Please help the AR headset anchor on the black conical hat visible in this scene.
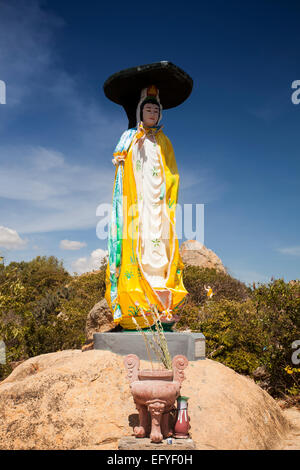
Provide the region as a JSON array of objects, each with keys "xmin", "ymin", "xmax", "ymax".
[{"xmin": 103, "ymin": 61, "xmax": 193, "ymax": 128}]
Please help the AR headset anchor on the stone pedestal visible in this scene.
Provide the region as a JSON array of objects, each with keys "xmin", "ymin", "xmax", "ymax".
[
  {"xmin": 93, "ymin": 332, "xmax": 205, "ymax": 361},
  {"xmin": 118, "ymin": 436, "xmax": 195, "ymax": 450}
]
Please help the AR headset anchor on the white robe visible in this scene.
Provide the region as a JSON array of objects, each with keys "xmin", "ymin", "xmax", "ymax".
[{"xmin": 132, "ymin": 135, "xmax": 170, "ymax": 289}]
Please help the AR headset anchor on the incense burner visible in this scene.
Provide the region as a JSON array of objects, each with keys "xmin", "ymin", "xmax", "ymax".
[{"xmin": 124, "ymin": 354, "xmax": 188, "ymax": 443}]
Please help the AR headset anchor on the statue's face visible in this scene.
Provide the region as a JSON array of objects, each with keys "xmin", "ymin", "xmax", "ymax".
[{"xmin": 142, "ymin": 103, "xmax": 160, "ymax": 127}]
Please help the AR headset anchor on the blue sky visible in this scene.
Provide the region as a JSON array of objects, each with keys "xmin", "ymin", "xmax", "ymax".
[{"xmin": 0, "ymin": 0, "xmax": 299, "ymax": 284}]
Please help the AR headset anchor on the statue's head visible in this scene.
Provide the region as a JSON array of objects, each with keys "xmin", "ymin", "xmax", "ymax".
[
  {"xmin": 136, "ymin": 85, "xmax": 162, "ymax": 127},
  {"xmin": 140, "ymin": 97, "xmax": 160, "ymax": 127}
]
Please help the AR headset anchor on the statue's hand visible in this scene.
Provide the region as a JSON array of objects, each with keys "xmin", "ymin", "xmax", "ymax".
[{"xmin": 112, "ymin": 156, "xmax": 125, "ymax": 166}]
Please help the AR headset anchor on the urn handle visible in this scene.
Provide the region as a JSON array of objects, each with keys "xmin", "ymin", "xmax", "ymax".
[
  {"xmin": 124, "ymin": 354, "xmax": 140, "ymax": 383},
  {"xmin": 172, "ymin": 355, "xmax": 188, "ymax": 384}
]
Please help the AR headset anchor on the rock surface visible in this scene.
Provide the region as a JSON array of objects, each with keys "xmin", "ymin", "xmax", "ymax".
[
  {"xmin": 180, "ymin": 240, "xmax": 226, "ymax": 273},
  {"xmin": 85, "ymin": 298, "xmax": 115, "ymax": 340},
  {"xmin": 275, "ymin": 407, "xmax": 300, "ymax": 450},
  {"xmin": 0, "ymin": 349, "xmax": 292, "ymax": 450}
]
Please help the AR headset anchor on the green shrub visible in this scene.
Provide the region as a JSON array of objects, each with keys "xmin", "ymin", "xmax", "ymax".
[
  {"xmin": 1, "ymin": 257, "xmax": 299, "ymax": 399},
  {"xmin": 1, "ymin": 256, "xmax": 71, "ymax": 303},
  {"xmin": 182, "ymin": 266, "xmax": 250, "ymax": 306},
  {"xmin": 176, "ymin": 266, "xmax": 250, "ymax": 331},
  {"xmin": 20, "ymin": 263, "xmax": 107, "ymax": 356},
  {"xmin": 250, "ymin": 279, "xmax": 300, "ymax": 397},
  {"xmin": 0, "ymin": 275, "xmax": 31, "ymax": 379},
  {"xmin": 197, "ymin": 298, "xmax": 262, "ymax": 374},
  {"xmin": 0, "ymin": 257, "xmax": 106, "ymax": 380},
  {"xmin": 177, "ymin": 273, "xmax": 300, "ymax": 397}
]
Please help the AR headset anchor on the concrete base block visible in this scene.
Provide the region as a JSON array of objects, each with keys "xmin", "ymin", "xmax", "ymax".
[
  {"xmin": 93, "ymin": 332, "xmax": 205, "ymax": 361},
  {"xmin": 118, "ymin": 436, "xmax": 195, "ymax": 450}
]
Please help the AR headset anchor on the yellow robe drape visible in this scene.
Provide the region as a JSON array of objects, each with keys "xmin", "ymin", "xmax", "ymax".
[{"xmin": 105, "ymin": 129, "xmax": 187, "ymax": 329}]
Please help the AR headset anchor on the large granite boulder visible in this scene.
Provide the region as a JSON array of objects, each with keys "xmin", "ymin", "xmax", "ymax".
[
  {"xmin": 180, "ymin": 240, "xmax": 226, "ymax": 273},
  {"xmin": 85, "ymin": 298, "xmax": 115, "ymax": 340},
  {"xmin": 0, "ymin": 349, "xmax": 292, "ymax": 450}
]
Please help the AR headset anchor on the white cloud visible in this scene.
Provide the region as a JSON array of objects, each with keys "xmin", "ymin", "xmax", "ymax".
[
  {"xmin": 0, "ymin": 145, "xmax": 114, "ymax": 233},
  {"xmin": 71, "ymin": 248, "xmax": 108, "ymax": 275},
  {"xmin": 0, "ymin": 145, "xmax": 112, "ymax": 201},
  {"xmin": 60, "ymin": 239, "xmax": 87, "ymax": 250},
  {"xmin": 276, "ymin": 246, "xmax": 300, "ymax": 257},
  {"xmin": 0, "ymin": 0, "xmax": 124, "ymax": 236},
  {"xmin": 0, "ymin": 0, "xmax": 223, "ymax": 263},
  {"xmin": 0, "ymin": 226, "xmax": 27, "ymax": 249}
]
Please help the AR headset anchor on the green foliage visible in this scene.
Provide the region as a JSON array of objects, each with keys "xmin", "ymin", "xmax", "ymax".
[
  {"xmin": 176, "ymin": 266, "xmax": 250, "ymax": 331},
  {"xmin": 177, "ymin": 271, "xmax": 300, "ymax": 398},
  {"xmin": 56, "ymin": 264, "xmax": 106, "ymax": 350},
  {"xmin": 0, "ymin": 274, "xmax": 31, "ymax": 378},
  {"xmin": 0, "ymin": 256, "xmax": 106, "ymax": 380},
  {"xmin": 250, "ymin": 279, "xmax": 300, "ymax": 396},
  {"xmin": 182, "ymin": 266, "xmax": 250, "ymax": 306},
  {"xmin": 0, "ymin": 256, "xmax": 71, "ymax": 307},
  {"xmin": 196, "ymin": 299, "xmax": 263, "ymax": 374},
  {"xmin": 0, "ymin": 256, "xmax": 299, "ymax": 400}
]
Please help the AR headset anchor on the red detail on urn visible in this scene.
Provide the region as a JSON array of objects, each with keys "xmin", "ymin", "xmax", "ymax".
[{"xmin": 124, "ymin": 354, "xmax": 189, "ymax": 443}]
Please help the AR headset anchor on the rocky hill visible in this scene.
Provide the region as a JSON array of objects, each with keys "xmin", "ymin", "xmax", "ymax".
[
  {"xmin": 180, "ymin": 240, "xmax": 226, "ymax": 272},
  {"xmin": 0, "ymin": 349, "xmax": 293, "ymax": 450}
]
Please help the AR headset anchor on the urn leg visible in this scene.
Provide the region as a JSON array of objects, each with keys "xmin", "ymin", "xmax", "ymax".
[
  {"xmin": 148, "ymin": 402, "xmax": 165, "ymax": 443},
  {"xmin": 134, "ymin": 403, "xmax": 148, "ymax": 438},
  {"xmin": 161, "ymin": 410, "xmax": 173, "ymax": 438}
]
